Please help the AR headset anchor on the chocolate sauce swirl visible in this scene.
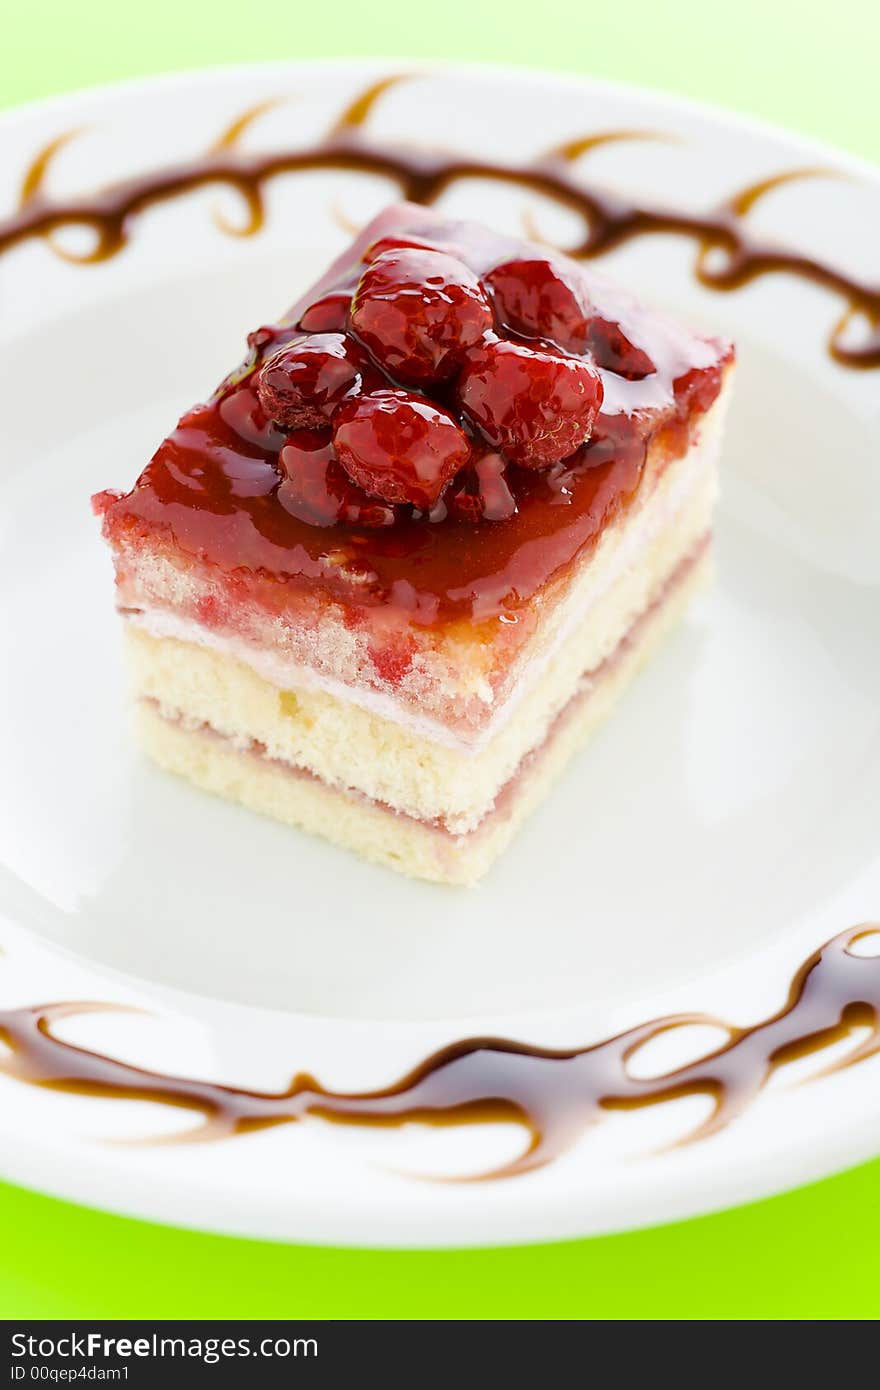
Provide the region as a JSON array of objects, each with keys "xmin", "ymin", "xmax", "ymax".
[
  {"xmin": 1, "ymin": 75, "xmax": 877, "ymax": 369},
  {"xmin": 2, "ymin": 81, "xmax": 878, "ymax": 1179},
  {"xmin": 2, "ymin": 926, "xmax": 878, "ymax": 1179}
]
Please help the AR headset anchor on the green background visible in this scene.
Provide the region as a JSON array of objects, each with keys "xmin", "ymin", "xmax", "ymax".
[{"xmin": 2, "ymin": 0, "xmax": 879, "ymax": 1321}]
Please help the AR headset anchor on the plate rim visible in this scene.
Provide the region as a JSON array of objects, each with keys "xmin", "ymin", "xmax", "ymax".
[
  {"xmin": 1, "ymin": 57, "xmax": 879, "ymax": 1245},
  {"xmin": 1, "ymin": 54, "xmax": 877, "ymax": 185}
]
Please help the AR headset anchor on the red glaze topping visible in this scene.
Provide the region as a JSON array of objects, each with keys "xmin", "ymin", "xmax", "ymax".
[
  {"xmin": 350, "ymin": 247, "xmax": 493, "ymax": 386},
  {"xmin": 333, "ymin": 389, "xmax": 470, "ymax": 510},
  {"xmin": 98, "ymin": 205, "xmax": 732, "ymax": 626},
  {"xmin": 446, "ymin": 450, "xmax": 518, "ymax": 524},
  {"xmin": 296, "ymin": 291, "xmax": 352, "ymax": 333},
  {"xmin": 277, "ymin": 430, "xmax": 400, "ymax": 529}
]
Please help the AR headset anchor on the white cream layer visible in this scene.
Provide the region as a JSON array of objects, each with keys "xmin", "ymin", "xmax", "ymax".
[{"xmin": 125, "ymin": 404, "xmax": 723, "ymax": 757}]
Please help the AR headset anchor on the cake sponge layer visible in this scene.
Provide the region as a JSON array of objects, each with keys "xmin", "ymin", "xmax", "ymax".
[
  {"xmin": 126, "ymin": 437, "xmax": 715, "ymax": 833},
  {"xmin": 137, "ymin": 547, "xmax": 710, "ymax": 884},
  {"xmin": 115, "ymin": 381, "xmax": 731, "ymax": 742}
]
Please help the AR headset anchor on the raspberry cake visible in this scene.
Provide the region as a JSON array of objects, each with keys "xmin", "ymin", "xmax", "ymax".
[{"xmin": 94, "ymin": 203, "xmax": 734, "ymax": 884}]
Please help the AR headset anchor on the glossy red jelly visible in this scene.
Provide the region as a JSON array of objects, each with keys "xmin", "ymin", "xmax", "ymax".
[
  {"xmin": 98, "ymin": 206, "xmax": 731, "ymax": 627},
  {"xmin": 277, "ymin": 430, "xmax": 400, "ymax": 529}
]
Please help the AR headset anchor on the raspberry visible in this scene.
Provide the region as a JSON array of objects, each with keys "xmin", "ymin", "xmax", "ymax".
[
  {"xmin": 333, "ymin": 390, "xmax": 470, "ymax": 509},
  {"xmin": 483, "ymin": 258, "xmax": 589, "ymax": 352},
  {"xmin": 216, "ymin": 323, "xmax": 299, "ymax": 398},
  {"xmin": 350, "ymin": 248, "xmax": 493, "ymax": 386},
  {"xmin": 277, "ymin": 431, "xmax": 398, "ymax": 528},
  {"xmin": 256, "ymin": 333, "xmax": 375, "ymax": 430},
  {"xmin": 586, "ymin": 317, "xmax": 655, "ymax": 380},
  {"xmin": 457, "ymin": 338, "xmax": 604, "ymax": 467},
  {"xmin": 448, "ymin": 451, "xmax": 517, "ymax": 523},
  {"xmin": 297, "ymin": 292, "xmax": 352, "ymax": 333}
]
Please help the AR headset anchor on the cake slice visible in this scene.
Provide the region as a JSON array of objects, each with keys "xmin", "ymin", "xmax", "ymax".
[{"xmin": 94, "ymin": 203, "xmax": 734, "ymax": 884}]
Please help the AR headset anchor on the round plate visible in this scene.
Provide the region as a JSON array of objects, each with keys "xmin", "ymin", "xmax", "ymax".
[{"xmin": 1, "ymin": 61, "xmax": 878, "ymax": 1246}]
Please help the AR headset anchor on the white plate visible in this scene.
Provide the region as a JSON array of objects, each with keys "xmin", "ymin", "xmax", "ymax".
[{"xmin": 1, "ymin": 61, "xmax": 878, "ymax": 1246}]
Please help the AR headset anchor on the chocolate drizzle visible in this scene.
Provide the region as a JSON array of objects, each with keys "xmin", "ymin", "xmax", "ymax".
[
  {"xmin": 1, "ymin": 75, "xmax": 877, "ymax": 369},
  {"xmin": 2, "ymin": 926, "xmax": 878, "ymax": 1179},
  {"xmin": 3, "ymin": 80, "xmax": 879, "ymax": 1179}
]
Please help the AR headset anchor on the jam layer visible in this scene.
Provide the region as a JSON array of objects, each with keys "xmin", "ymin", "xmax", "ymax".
[{"xmin": 98, "ymin": 205, "xmax": 731, "ymax": 628}]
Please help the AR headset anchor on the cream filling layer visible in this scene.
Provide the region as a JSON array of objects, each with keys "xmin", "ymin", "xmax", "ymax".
[
  {"xmin": 137, "ymin": 544, "xmax": 712, "ymax": 884},
  {"xmin": 126, "ymin": 395, "xmax": 724, "ymax": 757},
  {"xmin": 127, "ymin": 474, "xmax": 713, "ymax": 838}
]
